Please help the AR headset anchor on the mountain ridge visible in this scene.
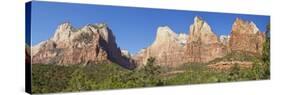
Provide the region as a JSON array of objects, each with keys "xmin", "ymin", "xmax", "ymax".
[
  {"xmin": 134, "ymin": 16, "xmax": 265, "ymax": 67},
  {"xmin": 32, "ymin": 22, "xmax": 135, "ymax": 69},
  {"xmin": 31, "ymin": 16, "xmax": 266, "ymax": 69}
]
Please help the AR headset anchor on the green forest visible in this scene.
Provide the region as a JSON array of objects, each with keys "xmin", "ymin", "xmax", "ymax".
[
  {"xmin": 31, "ymin": 25, "xmax": 270, "ymax": 94},
  {"xmin": 32, "ymin": 52, "xmax": 270, "ymax": 93}
]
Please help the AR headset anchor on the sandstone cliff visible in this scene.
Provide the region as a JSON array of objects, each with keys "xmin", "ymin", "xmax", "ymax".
[
  {"xmin": 229, "ymin": 18, "xmax": 265, "ymax": 55},
  {"xmin": 133, "ymin": 26, "xmax": 187, "ymax": 67},
  {"xmin": 32, "ymin": 17, "xmax": 266, "ymax": 69},
  {"xmin": 187, "ymin": 16, "xmax": 219, "ymax": 44},
  {"xmin": 185, "ymin": 16, "xmax": 226, "ymax": 63},
  {"xmin": 134, "ymin": 16, "xmax": 265, "ymax": 67},
  {"xmin": 32, "ymin": 22, "xmax": 135, "ymax": 69}
]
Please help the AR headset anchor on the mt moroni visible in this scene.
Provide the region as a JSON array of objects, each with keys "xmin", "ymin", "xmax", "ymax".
[{"xmin": 30, "ymin": 16, "xmax": 265, "ymax": 69}]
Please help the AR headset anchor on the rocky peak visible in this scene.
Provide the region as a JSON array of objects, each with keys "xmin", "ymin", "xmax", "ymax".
[
  {"xmin": 52, "ymin": 22, "xmax": 74, "ymax": 43},
  {"xmin": 32, "ymin": 22, "xmax": 135, "ymax": 69},
  {"xmin": 154, "ymin": 26, "xmax": 188, "ymax": 47},
  {"xmin": 250, "ymin": 21, "xmax": 260, "ymax": 33},
  {"xmin": 84, "ymin": 23, "xmax": 113, "ymax": 43},
  {"xmin": 232, "ymin": 18, "xmax": 260, "ymax": 34},
  {"xmin": 188, "ymin": 16, "xmax": 218, "ymax": 44},
  {"xmin": 58, "ymin": 22, "xmax": 73, "ymax": 30},
  {"xmin": 155, "ymin": 26, "xmax": 177, "ymax": 44},
  {"xmin": 194, "ymin": 16, "xmax": 203, "ymax": 24},
  {"xmin": 230, "ymin": 18, "xmax": 265, "ymax": 55},
  {"xmin": 134, "ymin": 26, "xmax": 189, "ymax": 67}
]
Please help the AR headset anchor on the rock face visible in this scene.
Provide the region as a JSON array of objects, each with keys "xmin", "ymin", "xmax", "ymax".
[
  {"xmin": 185, "ymin": 16, "xmax": 226, "ymax": 63},
  {"xmin": 134, "ymin": 26, "xmax": 187, "ymax": 67},
  {"xmin": 32, "ymin": 22, "xmax": 134, "ymax": 69},
  {"xmin": 31, "ymin": 17, "xmax": 266, "ymax": 69},
  {"xmin": 134, "ymin": 17, "xmax": 227, "ymax": 66},
  {"xmin": 187, "ymin": 17, "xmax": 218, "ymax": 44},
  {"xmin": 229, "ymin": 18, "xmax": 265, "ymax": 55},
  {"xmin": 134, "ymin": 16, "xmax": 265, "ymax": 67}
]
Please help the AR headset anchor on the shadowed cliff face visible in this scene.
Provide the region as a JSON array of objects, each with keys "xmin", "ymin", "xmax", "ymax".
[
  {"xmin": 32, "ymin": 23, "xmax": 135, "ymax": 69},
  {"xmin": 134, "ymin": 16, "xmax": 265, "ymax": 67}
]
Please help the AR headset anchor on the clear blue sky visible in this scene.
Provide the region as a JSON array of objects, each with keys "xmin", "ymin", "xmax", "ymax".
[{"xmin": 29, "ymin": 1, "xmax": 270, "ymax": 54}]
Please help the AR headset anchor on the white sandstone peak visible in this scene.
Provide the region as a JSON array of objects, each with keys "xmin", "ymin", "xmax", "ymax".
[
  {"xmin": 155, "ymin": 26, "xmax": 177, "ymax": 43},
  {"xmin": 250, "ymin": 21, "xmax": 260, "ymax": 33}
]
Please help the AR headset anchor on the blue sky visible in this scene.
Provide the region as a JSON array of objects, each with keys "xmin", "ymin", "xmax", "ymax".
[{"xmin": 29, "ymin": 1, "xmax": 270, "ymax": 54}]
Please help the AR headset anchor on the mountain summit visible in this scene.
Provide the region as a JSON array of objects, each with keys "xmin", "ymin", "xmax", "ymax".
[
  {"xmin": 229, "ymin": 18, "xmax": 265, "ymax": 55},
  {"xmin": 32, "ymin": 22, "xmax": 135, "ymax": 69},
  {"xmin": 32, "ymin": 17, "xmax": 265, "ymax": 68},
  {"xmin": 188, "ymin": 16, "xmax": 218, "ymax": 44},
  {"xmin": 185, "ymin": 16, "xmax": 225, "ymax": 63},
  {"xmin": 133, "ymin": 26, "xmax": 188, "ymax": 67},
  {"xmin": 134, "ymin": 16, "xmax": 265, "ymax": 66}
]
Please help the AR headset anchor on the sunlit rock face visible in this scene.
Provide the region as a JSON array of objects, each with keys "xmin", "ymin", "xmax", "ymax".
[
  {"xmin": 32, "ymin": 16, "xmax": 266, "ymax": 69},
  {"xmin": 185, "ymin": 16, "xmax": 226, "ymax": 63},
  {"xmin": 229, "ymin": 18, "xmax": 265, "ymax": 55},
  {"xmin": 134, "ymin": 16, "xmax": 266, "ymax": 67},
  {"xmin": 32, "ymin": 22, "xmax": 135, "ymax": 69},
  {"xmin": 134, "ymin": 16, "xmax": 228, "ymax": 66},
  {"xmin": 133, "ymin": 26, "xmax": 188, "ymax": 67},
  {"xmin": 187, "ymin": 16, "xmax": 219, "ymax": 44}
]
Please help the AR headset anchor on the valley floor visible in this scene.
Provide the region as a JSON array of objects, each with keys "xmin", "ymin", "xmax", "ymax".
[{"xmin": 31, "ymin": 53, "xmax": 270, "ymax": 94}]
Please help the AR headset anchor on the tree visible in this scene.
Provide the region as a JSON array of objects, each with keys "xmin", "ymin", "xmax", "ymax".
[
  {"xmin": 141, "ymin": 57, "xmax": 163, "ymax": 86},
  {"xmin": 228, "ymin": 63, "xmax": 240, "ymax": 81},
  {"xmin": 261, "ymin": 23, "xmax": 270, "ymax": 78},
  {"xmin": 66, "ymin": 68, "xmax": 90, "ymax": 91},
  {"xmin": 263, "ymin": 23, "xmax": 270, "ymax": 63},
  {"xmin": 144, "ymin": 57, "xmax": 161, "ymax": 76}
]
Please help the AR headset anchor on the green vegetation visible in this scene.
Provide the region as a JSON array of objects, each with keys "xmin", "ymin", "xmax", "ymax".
[
  {"xmin": 32, "ymin": 56, "xmax": 270, "ymax": 94},
  {"xmin": 32, "ymin": 34, "xmax": 270, "ymax": 93},
  {"xmin": 262, "ymin": 23, "xmax": 270, "ymax": 78}
]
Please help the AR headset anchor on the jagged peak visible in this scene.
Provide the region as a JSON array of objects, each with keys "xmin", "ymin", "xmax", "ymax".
[
  {"xmin": 235, "ymin": 17, "xmax": 242, "ymax": 22},
  {"xmin": 190, "ymin": 16, "xmax": 214, "ymax": 34},
  {"xmin": 57, "ymin": 22, "xmax": 73, "ymax": 31},
  {"xmin": 155, "ymin": 26, "xmax": 177, "ymax": 42},
  {"xmin": 194, "ymin": 16, "xmax": 203, "ymax": 23},
  {"xmin": 234, "ymin": 17, "xmax": 254, "ymax": 26},
  {"xmin": 56, "ymin": 22, "xmax": 108, "ymax": 33},
  {"xmin": 157, "ymin": 26, "xmax": 175, "ymax": 35},
  {"xmin": 234, "ymin": 17, "xmax": 249, "ymax": 25},
  {"xmin": 86, "ymin": 23, "xmax": 108, "ymax": 29},
  {"xmin": 233, "ymin": 18, "xmax": 260, "ymax": 34},
  {"xmin": 188, "ymin": 16, "xmax": 218, "ymax": 44},
  {"xmin": 250, "ymin": 21, "xmax": 260, "ymax": 33}
]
